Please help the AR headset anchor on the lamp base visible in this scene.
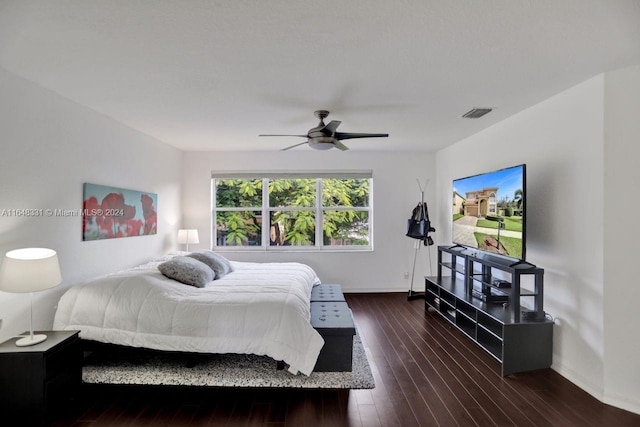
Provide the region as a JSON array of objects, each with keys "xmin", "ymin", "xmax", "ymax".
[{"xmin": 16, "ymin": 333, "xmax": 47, "ymax": 347}]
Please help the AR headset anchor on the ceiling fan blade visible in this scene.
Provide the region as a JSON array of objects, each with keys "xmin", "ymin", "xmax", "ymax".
[
  {"xmin": 334, "ymin": 141, "xmax": 349, "ymax": 151},
  {"xmin": 259, "ymin": 134, "xmax": 308, "ymax": 137},
  {"xmin": 334, "ymin": 132, "xmax": 389, "ymax": 141},
  {"xmin": 281, "ymin": 141, "xmax": 308, "ymax": 151},
  {"xmin": 321, "ymin": 120, "xmax": 342, "ymax": 135}
]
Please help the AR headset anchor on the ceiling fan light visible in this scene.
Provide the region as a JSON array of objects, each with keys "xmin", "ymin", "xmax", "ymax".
[{"xmin": 308, "ymin": 141, "xmax": 334, "ymax": 150}]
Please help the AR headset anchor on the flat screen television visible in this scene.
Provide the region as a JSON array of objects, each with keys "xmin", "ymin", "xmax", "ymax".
[{"xmin": 452, "ymin": 164, "xmax": 526, "ymax": 262}]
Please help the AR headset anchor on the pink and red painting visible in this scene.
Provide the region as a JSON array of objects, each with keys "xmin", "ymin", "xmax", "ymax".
[{"xmin": 82, "ymin": 183, "xmax": 157, "ymax": 241}]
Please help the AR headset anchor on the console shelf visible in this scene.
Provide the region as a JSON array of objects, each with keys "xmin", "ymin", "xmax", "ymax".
[{"xmin": 426, "ymin": 245, "xmax": 553, "ymax": 376}]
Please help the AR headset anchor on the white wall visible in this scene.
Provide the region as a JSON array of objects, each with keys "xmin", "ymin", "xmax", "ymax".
[
  {"xmin": 436, "ymin": 69, "xmax": 640, "ymax": 414},
  {"xmin": 182, "ymin": 150, "xmax": 435, "ymax": 292},
  {"xmin": 436, "ymin": 76, "xmax": 608, "ymax": 401},
  {"xmin": 0, "ymin": 67, "xmax": 183, "ymax": 342},
  {"xmin": 603, "ymin": 64, "xmax": 640, "ymax": 414}
]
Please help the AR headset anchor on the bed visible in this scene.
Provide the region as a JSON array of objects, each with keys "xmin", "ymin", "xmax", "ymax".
[{"xmin": 53, "ymin": 252, "xmax": 325, "ymax": 375}]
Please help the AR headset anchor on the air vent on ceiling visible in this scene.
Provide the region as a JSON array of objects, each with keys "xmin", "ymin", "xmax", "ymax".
[{"xmin": 462, "ymin": 108, "xmax": 492, "ymax": 119}]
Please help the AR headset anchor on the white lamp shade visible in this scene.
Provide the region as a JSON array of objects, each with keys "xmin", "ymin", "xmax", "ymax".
[
  {"xmin": 0, "ymin": 248, "xmax": 62, "ymax": 293},
  {"xmin": 177, "ymin": 229, "xmax": 200, "ymax": 245}
]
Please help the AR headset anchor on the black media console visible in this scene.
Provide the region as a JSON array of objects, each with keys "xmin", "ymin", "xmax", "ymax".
[{"xmin": 425, "ymin": 245, "xmax": 553, "ymax": 376}]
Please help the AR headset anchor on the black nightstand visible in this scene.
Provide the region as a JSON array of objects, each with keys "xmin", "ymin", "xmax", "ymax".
[{"xmin": 0, "ymin": 330, "xmax": 81, "ymax": 424}]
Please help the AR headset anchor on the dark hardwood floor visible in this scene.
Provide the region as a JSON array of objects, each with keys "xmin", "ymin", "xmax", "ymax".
[{"xmin": 47, "ymin": 293, "xmax": 640, "ymax": 426}]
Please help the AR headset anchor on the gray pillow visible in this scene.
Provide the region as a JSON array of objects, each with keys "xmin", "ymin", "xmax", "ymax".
[
  {"xmin": 186, "ymin": 251, "xmax": 233, "ymax": 279},
  {"xmin": 158, "ymin": 256, "xmax": 214, "ymax": 287}
]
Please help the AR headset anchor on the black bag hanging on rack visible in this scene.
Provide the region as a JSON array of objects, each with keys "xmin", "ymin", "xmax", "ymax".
[
  {"xmin": 406, "ymin": 202, "xmax": 429, "ymax": 239},
  {"xmin": 406, "ymin": 202, "xmax": 436, "ymax": 243}
]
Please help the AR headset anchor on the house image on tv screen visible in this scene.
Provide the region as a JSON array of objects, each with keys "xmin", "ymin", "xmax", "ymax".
[
  {"xmin": 452, "ymin": 164, "xmax": 526, "ymax": 260},
  {"xmin": 462, "ymin": 187, "xmax": 498, "ymax": 218}
]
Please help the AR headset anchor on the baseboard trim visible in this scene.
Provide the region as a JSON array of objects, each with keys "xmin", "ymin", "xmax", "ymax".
[
  {"xmin": 560, "ymin": 361, "xmax": 640, "ymax": 415},
  {"xmin": 551, "ymin": 359, "xmax": 604, "ymax": 403},
  {"xmin": 604, "ymin": 391, "xmax": 640, "ymax": 415}
]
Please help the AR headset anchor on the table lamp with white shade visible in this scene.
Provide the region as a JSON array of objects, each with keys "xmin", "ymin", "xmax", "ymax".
[
  {"xmin": 0, "ymin": 248, "xmax": 62, "ymax": 347},
  {"xmin": 177, "ymin": 229, "xmax": 199, "ymax": 251}
]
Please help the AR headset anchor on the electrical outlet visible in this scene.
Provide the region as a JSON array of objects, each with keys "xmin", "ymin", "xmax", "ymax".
[{"xmin": 403, "ymin": 272, "xmax": 409, "ymax": 279}]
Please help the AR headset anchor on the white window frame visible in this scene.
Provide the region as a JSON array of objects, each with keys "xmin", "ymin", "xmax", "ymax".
[{"xmin": 211, "ymin": 170, "xmax": 373, "ymax": 252}]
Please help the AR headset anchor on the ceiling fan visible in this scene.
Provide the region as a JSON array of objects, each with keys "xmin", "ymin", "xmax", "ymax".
[{"xmin": 259, "ymin": 110, "xmax": 389, "ymax": 151}]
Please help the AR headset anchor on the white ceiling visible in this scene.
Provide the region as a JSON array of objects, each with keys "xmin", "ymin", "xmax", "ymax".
[{"xmin": 1, "ymin": 1, "xmax": 639, "ymax": 152}]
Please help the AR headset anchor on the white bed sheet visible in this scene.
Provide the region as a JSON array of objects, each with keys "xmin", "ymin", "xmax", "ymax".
[{"xmin": 53, "ymin": 256, "xmax": 324, "ymax": 375}]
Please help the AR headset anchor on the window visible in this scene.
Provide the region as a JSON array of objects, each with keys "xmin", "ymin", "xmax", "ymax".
[
  {"xmin": 489, "ymin": 192, "xmax": 497, "ymax": 214},
  {"xmin": 212, "ymin": 171, "xmax": 372, "ymax": 251}
]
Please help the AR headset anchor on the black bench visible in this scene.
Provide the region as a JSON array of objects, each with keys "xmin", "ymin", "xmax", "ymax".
[{"xmin": 310, "ymin": 285, "xmax": 356, "ymax": 372}]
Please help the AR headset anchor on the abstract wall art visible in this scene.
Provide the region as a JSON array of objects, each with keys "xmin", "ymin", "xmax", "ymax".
[{"xmin": 82, "ymin": 183, "xmax": 157, "ymax": 241}]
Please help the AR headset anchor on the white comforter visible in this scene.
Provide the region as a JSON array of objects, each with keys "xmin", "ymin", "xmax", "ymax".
[{"xmin": 53, "ymin": 256, "xmax": 324, "ymax": 375}]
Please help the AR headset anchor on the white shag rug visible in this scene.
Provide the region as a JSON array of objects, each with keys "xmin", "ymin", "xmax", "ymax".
[{"xmin": 83, "ymin": 336, "xmax": 375, "ymax": 389}]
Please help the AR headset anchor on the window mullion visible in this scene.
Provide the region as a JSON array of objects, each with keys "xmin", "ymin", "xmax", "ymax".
[
  {"xmin": 320, "ymin": 206, "xmax": 370, "ymax": 212},
  {"xmin": 211, "ymin": 179, "xmax": 217, "ymax": 249},
  {"xmin": 369, "ymin": 178, "xmax": 373, "ymax": 250},
  {"xmin": 316, "ymin": 179, "xmax": 323, "ymax": 248},
  {"xmin": 263, "ymin": 178, "xmax": 270, "ymax": 249}
]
